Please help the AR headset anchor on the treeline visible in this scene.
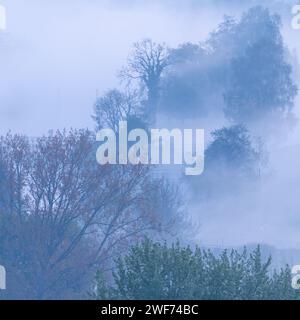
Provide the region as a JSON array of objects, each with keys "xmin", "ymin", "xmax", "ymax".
[
  {"xmin": 93, "ymin": 239, "xmax": 300, "ymax": 300},
  {"xmin": 0, "ymin": 131, "xmax": 181, "ymax": 299},
  {"xmin": 0, "ymin": 5, "xmax": 298, "ymax": 299}
]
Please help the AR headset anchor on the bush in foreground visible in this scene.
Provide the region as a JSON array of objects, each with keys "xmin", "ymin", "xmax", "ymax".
[{"xmin": 93, "ymin": 238, "xmax": 299, "ymax": 300}]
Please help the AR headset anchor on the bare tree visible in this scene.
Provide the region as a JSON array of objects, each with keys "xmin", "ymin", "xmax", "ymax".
[
  {"xmin": 120, "ymin": 39, "xmax": 170, "ymax": 120},
  {"xmin": 92, "ymin": 89, "xmax": 141, "ymax": 131},
  {"xmin": 0, "ymin": 130, "xmax": 179, "ymax": 299}
]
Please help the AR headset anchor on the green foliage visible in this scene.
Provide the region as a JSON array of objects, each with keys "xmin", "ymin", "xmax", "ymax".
[
  {"xmin": 205, "ymin": 125, "xmax": 260, "ymax": 172},
  {"xmin": 223, "ymin": 7, "xmax": 298, "ymax": 122},
  {"xmin": 159, "ymin": 7, "xmax": 297, "ymax": 123},
  {"xmin": 93, "ymin": 239, "xmax": 300, "ymax": 300},
  {"xmin": 186, "ymin": 125, "xmax": 264, "ymax": 200}
]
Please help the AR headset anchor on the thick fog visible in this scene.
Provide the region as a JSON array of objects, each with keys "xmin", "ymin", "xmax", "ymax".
[
  {"xmin": 0, "ymin": 0, "xmax": 227, "ymax": 135},
  {"xmin": 1, "ymin": 0, "xmax": 300, "ymax": 251}
]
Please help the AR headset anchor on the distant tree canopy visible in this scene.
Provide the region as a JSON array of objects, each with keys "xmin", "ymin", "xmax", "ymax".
[
  {"xmin": 205, "ymin": 125, "xmax": 261, "ymax": 173},
  {"xmin": 158, "ymin": 6, "xmax": 297, "ymax": 123},
  {"xmin": 120, "ymin": 39, "xmax": 170, "ymax": 121},
  {"xmin": 223, "ymin": 7, "xmax": 298, "ymax": 123},
  {"xmin": 186, "ymin": 125, "xmax": 264, "ymax": 199},
  {"xmin": 92, "ymin": 89, "xmax": 148, "ymax": 132},
  {"xmin": 93, "ymin": 238, "xmax": 299, "ymax": 300},
  {"xmin": 160, "ymin": 42, "xmax": 225, "ymax": 118}
]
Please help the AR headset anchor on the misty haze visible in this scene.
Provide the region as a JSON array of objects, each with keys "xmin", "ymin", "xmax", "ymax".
[{"xmin": 1, "ymin": 0, "xmax": 300, "ymax": 300}]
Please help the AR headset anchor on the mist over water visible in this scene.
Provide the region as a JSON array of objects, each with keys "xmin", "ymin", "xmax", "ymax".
[{"xmin": 1, "ymin": 0, "xmax": 300, "ymax": 252}]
